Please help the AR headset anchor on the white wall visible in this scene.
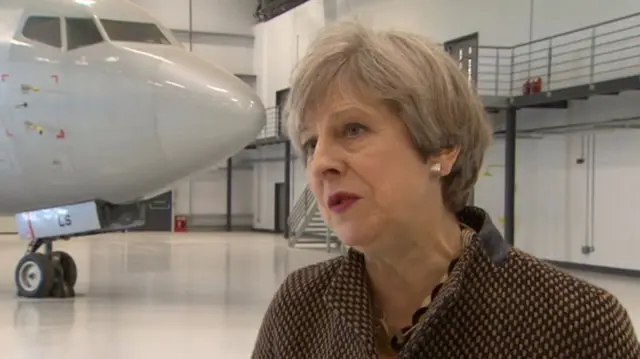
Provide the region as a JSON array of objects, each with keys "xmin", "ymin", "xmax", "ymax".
[
  {"xmin": 173, "ymin": 150, "xmax": 254, "ymax": 223},
  {"xmin": 252, "ymin": 144, "xmax": 306, "ymax": 231},
  {"xmin": 252, "ymin": 0, "xmax": 640, "ymax": 271},
  {"xmin": 531, "ymin": 0, "xmax": 640, "ymax": 39},
  {"xmin": 253, "ymin": 0, "xmax": 532, "ymax": 107},
  {"xmin": 173, "ymin": 32, "xmax": 255, "ymax": 76},
  {"xmin": 173, "ymin": 168, "xmax": 253, "ymax": 216},
  {"xmin": 0, "ymin": 216, "xmax": 15, "ymax": 233},
  {"xmin": 132, "ymin": 0, "xmax": 256, "ymax": 75},
  {"xmin": 132, "ymin": 0, "xmax": 256, "ymax": 35},
  {"xmin": 511, "ymin": 0, "xmax": 640, "ymax": 92},
  {"xmin": 253, "ymin": 0, "xmax": 640, "ymax": 103},
  {"xmin": 476, "ymin": 91, "xmax": 640, "ymax": 272},
  {"xmin": 254, "ymin": 0, "xmax": 326, "ymax": 107}
]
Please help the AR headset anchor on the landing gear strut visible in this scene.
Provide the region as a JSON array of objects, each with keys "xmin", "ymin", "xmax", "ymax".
[{"xmin": 15, "ymin": 237, "xmax": 77, "ymax": 298}]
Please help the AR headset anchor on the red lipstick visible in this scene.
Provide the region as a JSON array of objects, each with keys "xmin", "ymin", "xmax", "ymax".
[{"xmin": 327, "ymin": 191, "xmax": 361, "ymax": 213}]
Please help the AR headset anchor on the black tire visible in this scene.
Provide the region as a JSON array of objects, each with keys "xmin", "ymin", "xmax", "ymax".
[
  {"xmin": 15, "ymin": 253, "xmax": 55, "ymax": 298},
  {"xmin": 52, "ymin": 251, "xmax": 77, "ymax": 288}
]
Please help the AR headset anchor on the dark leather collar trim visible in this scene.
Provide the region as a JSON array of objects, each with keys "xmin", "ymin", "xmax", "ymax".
[{"xmin": 457, "ymin": 206, "xmax": 510, "ymax": 266}]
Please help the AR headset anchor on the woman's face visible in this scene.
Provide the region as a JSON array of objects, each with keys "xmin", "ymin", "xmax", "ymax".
[{"xmin": 301, "ymin": 89, "xmax": 452, "ymax": 252}]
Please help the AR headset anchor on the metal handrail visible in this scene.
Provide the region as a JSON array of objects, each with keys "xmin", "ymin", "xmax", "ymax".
[
  {"xmin": 254, "ymin": 12, "xmax": 640, "ymax": 140},
  {"xmin": 256, "ymin": 107, "xmax": 285, "ymax": 140},
  {"xmin": 478, "ymin": 12, "xmax": 640, "ymax": 97},
  {"xmin": 287, "ymin": 185, "xmax": 315, "ymax": 231},
  {"xmin": 512, "ymin": 12, "xmax": 640, "ymax": 49}
]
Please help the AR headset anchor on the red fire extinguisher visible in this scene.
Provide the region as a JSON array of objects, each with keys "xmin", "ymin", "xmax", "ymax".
[
  {"xmin": 531, "ymin": 77, "xmax": 542, "ymax": 93},
  {"xmin": 174, "ymin": 216, "xmax": 187, "ymax": 232}
]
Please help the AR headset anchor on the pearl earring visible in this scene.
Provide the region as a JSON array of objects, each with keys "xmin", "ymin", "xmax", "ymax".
[{"xmin": 430, "ymin": 163, "xmax": 441, "ymax": 174}]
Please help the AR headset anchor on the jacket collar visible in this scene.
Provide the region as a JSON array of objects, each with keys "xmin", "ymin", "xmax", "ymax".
[{"xmin": 322, "ymin": 206, "xmax": 510, "ymax": 355}]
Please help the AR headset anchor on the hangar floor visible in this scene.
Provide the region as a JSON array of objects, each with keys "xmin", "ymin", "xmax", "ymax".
[{"xmin": 0, "ymin": 232, "xmax": 637, "ymax": 358}]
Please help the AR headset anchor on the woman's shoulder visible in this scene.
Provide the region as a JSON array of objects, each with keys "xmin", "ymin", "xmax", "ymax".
[
  {"xmin": 508, "ymin": 248, "xmax": 621, "ymax": 300},
  {"xmin": 504, "ymin": 249, "xmax": 638, "ymax": 346},
  {"xmin": 271, "ymin": 255, "xmax": 346, "ymax": 306}
]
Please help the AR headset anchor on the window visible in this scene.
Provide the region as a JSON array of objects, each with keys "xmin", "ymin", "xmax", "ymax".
[
  {"xmin": 100, "ymin": 19, "xmax": 170, "ymax": 45},
  {"xmin": 66, "ymin": 18, "xmax": 103, "ymax": 50},
  {"xmin": 22, "ymin": 16, "xmax": 62, "ymax": 48}
]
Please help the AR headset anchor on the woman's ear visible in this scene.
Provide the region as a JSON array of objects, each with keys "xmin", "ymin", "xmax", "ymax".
[{"xmin": 431, "ymin": 146, "xmax": 461, "ymax": 176}]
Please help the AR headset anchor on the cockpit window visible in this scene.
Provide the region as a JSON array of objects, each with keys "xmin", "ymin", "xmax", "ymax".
[
  {"xmin": 66, "ymin": 18, "xmax": 104, "ymax": 50},
  {"xmin": 100, "ymin": 19, "xmax": 171, "ymax": 45},
  {"xmin": 22, "ymin": 16, "xmax": 62, "ymax": 48}
]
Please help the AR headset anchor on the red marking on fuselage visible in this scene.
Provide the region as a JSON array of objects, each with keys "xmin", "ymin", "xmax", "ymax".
[
  {"xmin": 1, "ymin": 74, "xmax": 8, "ymax": 82},
  {"xmin": 26, "ymin": 212, "xmax": 35, "ymax": 240},
  {"xmin": 51, "ymin": 74, "xmax": 58, "ymax": 84},
  {"xmin": 5, "ymin": 129, "xmax": 13, "ymax": 137},
  {"xmin": 56, "ymin": 129, "xmax": 65, "ymax": 139}
]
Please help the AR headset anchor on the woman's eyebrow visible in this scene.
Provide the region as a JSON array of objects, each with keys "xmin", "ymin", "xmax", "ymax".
[
  {"xmin": 327, "ymin": 106, "xmax": 374, "ymax": 121},
  {"xmin": 299, "ymin": 105, "xmax": 375, "ymax": 138}
]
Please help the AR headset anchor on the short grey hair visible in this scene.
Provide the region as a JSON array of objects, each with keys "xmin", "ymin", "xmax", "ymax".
[{"xmin": 285, "ymin": 21, "xmax": 493, "ymax": 212}]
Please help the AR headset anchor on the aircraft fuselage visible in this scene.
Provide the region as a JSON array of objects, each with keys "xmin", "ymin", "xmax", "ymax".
[{"xmin": 0, "ymin": 0, "xmax": 266, "ymax": 214}]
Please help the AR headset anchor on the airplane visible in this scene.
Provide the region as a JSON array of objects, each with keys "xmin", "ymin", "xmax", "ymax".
[{"xmin": 0, "ymin": 0, "xmax": 266, "ymax": 298}]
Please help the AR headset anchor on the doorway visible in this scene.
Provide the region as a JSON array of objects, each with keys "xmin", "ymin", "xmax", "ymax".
[
  {"xmin": 134, "ymin": 191, "xmax": 173, "ymax": 231},
  {"xmin": 275, "ymin": 88, "xmax": 290, "ymax": 135},
  {"xmin": 444, "ymin": 33, "xmax": 479, "ymax": 88},
  {"xmin": 274, "ymin": 182, "xmax": 287, "ymax": 233}
]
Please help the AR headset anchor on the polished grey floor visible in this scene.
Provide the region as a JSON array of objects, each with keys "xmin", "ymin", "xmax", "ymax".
[{"xmin": 0, "ymin": 232, "xmax": 637, "ymax": 358}]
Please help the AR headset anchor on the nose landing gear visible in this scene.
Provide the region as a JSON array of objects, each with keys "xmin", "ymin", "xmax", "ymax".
[{"xmin": 15, "ymin": 237, "xmax": 77, "ymax": 298}]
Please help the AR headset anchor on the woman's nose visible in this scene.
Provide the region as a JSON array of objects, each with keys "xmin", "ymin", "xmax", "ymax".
[{"xmin": 308, "ymin": 138, "xmax": 344, "ymax": 180}]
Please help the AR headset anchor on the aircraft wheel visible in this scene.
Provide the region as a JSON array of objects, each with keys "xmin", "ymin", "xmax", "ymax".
[
  {"xmin": 15, "ymin": 253, "xmax": 55, "ymax": 298},
  {"xmin": 52, "ymin": 251, "xmax": 77, "ymax": 288}
]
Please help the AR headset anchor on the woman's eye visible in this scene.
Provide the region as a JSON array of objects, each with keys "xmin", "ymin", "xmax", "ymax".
[
  {"xmin": 345, "ymin": 123, "xmax": 366, "ymax": 137},
  {"xmin": 302, "ymin": 139, "xmax": 317, "ymax": 156}
]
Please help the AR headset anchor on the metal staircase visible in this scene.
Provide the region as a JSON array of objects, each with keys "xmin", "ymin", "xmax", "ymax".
[{"xmin": 287, "ymin": 186, "xmax": 344, "ymax": 252}]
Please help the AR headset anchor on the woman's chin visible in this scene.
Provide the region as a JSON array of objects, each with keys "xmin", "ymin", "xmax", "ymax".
[{"xmin": 334, "ymin": 230, "xmax": 373, "ymax": 249}]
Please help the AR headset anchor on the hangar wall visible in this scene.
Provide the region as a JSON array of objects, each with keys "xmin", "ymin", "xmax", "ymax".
[
  {"xmin": 252, "ymin": 144, "xmax": 306, "ymax": 231},
  {"xmin": 132, "ymin": 0, "xmax": 256, "ymax": 75},
  {"xmin": 254, "ymin": 0, "xmax": 640, "ymax": 106},
  {"xmin": 0, "ymin": 216, "xmax": 15, "ymax": 234},
  {"xmin": 173, "ymin": 150, "xmax": 254, "ymax": 229},
  {"xmin": 253, "ymin": 0, "xmax": 640, "ymax": 270},
  {"xmin": 477, "ymin": 92, "xmax": 640, "ymax": 272}
]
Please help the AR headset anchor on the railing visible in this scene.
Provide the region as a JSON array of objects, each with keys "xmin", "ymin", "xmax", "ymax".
[
  {"xmin": 287, "ymin": 185, "xmax": 315, "ymax": 235},
  {"xmin": 254, "ymin": 0, "xmax": 310, "ymax": 22},
  {"xmin": 256, "ymin": 107, "xmax": 286, "ymax": 140},
  {"xmin": 479, "ymin": 11, "xmax": 640, "ymax": 97},
  {"xmin": 286, "ymin": 185, "xmax": 344, "ymax": 252},
  {"xmin": 476, "ymin": 46, "xmax": 514, "ymax": 97},
  {"xmin": 252, "ymin": 12, "xmax": 640, "ymax": 142}
]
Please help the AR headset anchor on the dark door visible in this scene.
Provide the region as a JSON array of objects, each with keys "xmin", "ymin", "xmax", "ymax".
[
  {"xmin": 444, "ymin": 33, "xmax": 479, "ymax": 88},
  {"xmin": 274, "ymin": 182, "xmax": 287, "ymax": 233},
  {"xmin": 275, "ymin": 88, "xmax": 290, "ymax": 108},
  {"xmin": 275, "ymin": 88, "xmax": 290, "ymax": 135},
  {"xmin": 135, "ymin": 191, "xmax": 173, "ymax": 231}
]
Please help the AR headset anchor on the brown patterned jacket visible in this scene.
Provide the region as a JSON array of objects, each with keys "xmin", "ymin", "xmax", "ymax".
[{"xmin": 252, "ymin": 207, "xmax": 640, "ymax": 358}]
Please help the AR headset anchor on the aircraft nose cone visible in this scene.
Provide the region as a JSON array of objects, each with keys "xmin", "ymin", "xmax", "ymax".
[{"xmin": 154, "ymin": 53, "xmax": 266, "ymax": 168}]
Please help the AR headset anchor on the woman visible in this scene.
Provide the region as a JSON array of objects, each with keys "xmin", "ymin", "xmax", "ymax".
[{"xmin": 252, "ymin": 21, "xmax": 640, "ymax": 358}]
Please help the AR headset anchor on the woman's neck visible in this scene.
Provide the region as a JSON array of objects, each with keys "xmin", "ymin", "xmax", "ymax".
[{"xmin": 364, "ymin": 212, "xmax": 463, "ymax": 329}]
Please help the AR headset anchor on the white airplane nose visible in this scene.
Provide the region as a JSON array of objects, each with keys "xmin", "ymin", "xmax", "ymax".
[{"xmin": 154, "ymin": 52, "xmax": 266, "ymax": 168}]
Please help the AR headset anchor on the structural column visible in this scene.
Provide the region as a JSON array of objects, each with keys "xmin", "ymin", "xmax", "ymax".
[
  {"xmin": 284, "ymin": 141, "xmax": 292, "ymax": 239},
  {"xmin": 188, "ymin": 0, "xmax": 193, "ymax": 51},
  {"xmin": 504, "ymin": 107, "xmax": 517, "ymax": 246},
  {"xmin": 226, "ymin": 157, "xmax": 232, "ymax": 231}
]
